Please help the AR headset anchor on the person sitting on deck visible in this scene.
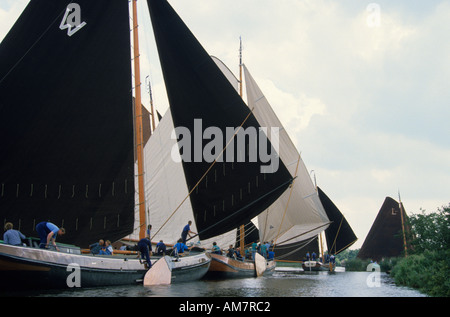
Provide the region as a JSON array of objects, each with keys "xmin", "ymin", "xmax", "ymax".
[
  {"xmin": 260, "ymin": 242, "xmax": 268, "ymax": 259},
  {"xmin": 251, "ymin": 242, "xmax": 258, "ymax": 260},
  {"xmin": 89, "ymin": 239, "xmax": 104, "ymax": 255},
  {"xmin": 156, "ymin": 240, "xmax": 166, "ymax": 255},
  {"xmin": 99, "ymin": 240, "xmax": 113, "ymax": 255},
  {"xmin": 268, "ymin": 250, "xmax": 275, "ymax": 260},
  {"xmin": 226, "ymin": 245, "xmax": 235, "ymax": 258},
  {"xmin": 330, "ymin": 254, "xmax": 336, "ymax": 264},
  {"xmin": 234, "ymin": 247, "xmax": 243, "ymax": 261},
  {"xmin": 3, "ymin": 222, "xmax": 26, "ymax": 246},
  {"xmin": 174, "ymin": 238, "xmax": 189, "ymax": 256},
  {"xmin": 212, "ymin": 242, "xmax": 221, "ymax": 255}
]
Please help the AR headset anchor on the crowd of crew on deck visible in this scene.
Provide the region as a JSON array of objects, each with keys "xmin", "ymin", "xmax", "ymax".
[{"xmin": 2, "ymin": 219, "xmax": 281, "ymax": 267}]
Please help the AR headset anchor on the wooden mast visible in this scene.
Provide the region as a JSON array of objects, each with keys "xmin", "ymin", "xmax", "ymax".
[
  {"xmin": 238, "ymin": 37, "xmax": 246, "ymax": 254},
  {"xmin": 398, "ymin": 192, "xmax": 408, "ymax": 258},
  {"xmin": 146, "ymin": 75, "xmax": 157, "ymax": 133},
  {"xmin": 132, "ymin": 0, "xmax": 147, "ymax": 240}
]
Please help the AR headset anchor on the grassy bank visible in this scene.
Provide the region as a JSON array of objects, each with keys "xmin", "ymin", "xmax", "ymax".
[{"xmin": 390, "ymin": 250, "xmax": 450, "ymax": 297}]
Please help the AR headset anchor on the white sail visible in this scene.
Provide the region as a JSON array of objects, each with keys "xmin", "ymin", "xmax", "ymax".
[
  {"xmin": 141, "ymin": 111, "xmax": 197, "ymax": 244},
  {"xmin": 132, "ymin": 108, "xmax": 238, "ymax": 250},
  {"xmin": 243, "ymin": 64, "xmax": 330, "ymax": 246}
]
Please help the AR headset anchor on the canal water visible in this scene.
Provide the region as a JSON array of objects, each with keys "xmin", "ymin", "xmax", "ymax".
[{"xmin": 9, "ymin": 268, "xmax": 425, "ymax": 298}]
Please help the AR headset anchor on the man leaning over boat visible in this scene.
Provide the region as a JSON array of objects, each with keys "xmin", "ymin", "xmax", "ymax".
[{"xmin": 35, "ymin": 221, "xmax": 65, "ymax": 251}]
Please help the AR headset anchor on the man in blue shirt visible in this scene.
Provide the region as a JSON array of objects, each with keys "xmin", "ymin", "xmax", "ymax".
[
  {"xmin": 35, "ymin": 221, "xmax": 65, "ymax": 251},
  {"xmin": 138, "ymin": 236, "xmax": 152, "ymax": 268},
  {"xmin": 3, "ymin": 222, "xmax": 26, "ymax": 246},
  {"xmin": 156, "ymin": 240, "xmax": 167, "ymax": 255},
  {"xmin": 174, "ymin": 238, "xmax": 189, "ymax": 256},
  {"xmin": 181, "ymin": 221, "xmax": 196, "ymax": 245},
  {"xmin": 89, "ymin": 239, "xmax": 105, "ymax": 255}
]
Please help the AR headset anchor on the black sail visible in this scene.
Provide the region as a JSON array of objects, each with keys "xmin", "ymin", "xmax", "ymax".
[
  {"xmin": 0, "ymin": 0, "xmax": 135, "ymax": 247},
  {"xmin": 147, "ymin": 0, "xmax": 292, "ymax": 240},
  {"xmin": 317, "ymin": 187, "xmax": 357, "ymax": 255},
  {"xmin": 357, "ymin": 197, "xmax": 409, "ymax": 261}
]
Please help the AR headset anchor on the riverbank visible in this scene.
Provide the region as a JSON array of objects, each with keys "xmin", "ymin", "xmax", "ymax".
[
  {"xmin": 337, "ymin": 252, "xmax": 449, "ymax": 297},
  {"xmin": 390, "ymin": 250, "xmax": 450, "ymax": 297}
]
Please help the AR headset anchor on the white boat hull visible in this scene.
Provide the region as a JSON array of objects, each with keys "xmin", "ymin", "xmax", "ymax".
[{"xmin": 0, "ymin": 243, "xmax": 210, "ymax": 289}]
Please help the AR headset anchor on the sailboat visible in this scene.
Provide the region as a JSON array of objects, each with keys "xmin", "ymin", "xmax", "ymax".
[
  {"xmin": 201, "ymin": 44, "xmax": 332, "ymax": 277},
  {"xmin": 302, "ymin": 187, "xmax": 357, "ymax": 271},
  {"xmin": 357, "ymin": 196, "xmax": 410, "ymax": 262}
]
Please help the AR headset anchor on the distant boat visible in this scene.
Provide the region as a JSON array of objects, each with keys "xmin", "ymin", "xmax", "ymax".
[
  {"xmin": 201, "ymin": 37, "xmax": 330, "ymax": 278},
  {"xmin": 210, "ymin": 46, "xmax": 356, "ymax": 273},
  {"xmin": 357, "ymin": 196, "xmax": 410, "ymax": 262},
  {"xmin": 208, "ymin": 252, "xmax": 276, "ymax": 279},
  {"xmin": 318, "ymin": 186, "xmax": 358, "ymax": 255},
  {"xmin": 302, "ymin": 260, "xmax": 335, "ymax": 272},
  {"xmin": 301, "ymin": 187, "xmax": 357, "ymax": 272}
]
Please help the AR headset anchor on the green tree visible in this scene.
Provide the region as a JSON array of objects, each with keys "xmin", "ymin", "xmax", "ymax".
[
  {"xmin": 406, "ymin": 203, "xmax": 450, "ymax": 254},
  {"xmin": 390, "ymin": 203, "xmax": 450, "ymax": 296}
]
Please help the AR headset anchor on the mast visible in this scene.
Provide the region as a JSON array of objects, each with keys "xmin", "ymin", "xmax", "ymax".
[
  {"xmin": 132, "ymin": 0, "xmax": 147, "ymax": 239},
  {"xmin": 147, "ymin": 76, "xmax": 157, "ymax": 132},
  {"xmin": 398, "ymin": 191, "xmax": 408, "ymax": 258},
  {"xmin": 239, "ymin": 36, "xmax": 243, "ymax": 98},
  {"xmin": 238, "ymin": 37, "xmax": 245, "ymax": 254}
]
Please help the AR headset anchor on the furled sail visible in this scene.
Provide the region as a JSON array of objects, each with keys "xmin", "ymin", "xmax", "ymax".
[
  {"xmin": 146, "ymin": 0, "xmax": 293, "ymax": 240},
  {"xmin": 357, "ymin": 197, "xmax": 409, "ymax": 261},
  {"xmin": 317, "ymin": 187, "xmax": 357, "ymax": 254},
  {"xmin": 0, "ymin": 0, "xmax": 135, "ymax": 247},
  {"xmin": 243, "ymin": 65, "xmax": 330, "ymax": 248}
]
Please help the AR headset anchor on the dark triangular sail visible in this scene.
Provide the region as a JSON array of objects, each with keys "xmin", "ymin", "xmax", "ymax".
[
  {"xmin": 317, "ymin": 187, "xmax": 357, "ymax": 254},
  {"xmin": 147, "ymin": 0, "xmax": 292, "ymax": 240},
  {"xmin": 357, "ymin": 197, "xmax": 409, "ymax": 261},
  {"xmin": 0, "ymin": 0, "xmax": 135, "ymax": 247}
]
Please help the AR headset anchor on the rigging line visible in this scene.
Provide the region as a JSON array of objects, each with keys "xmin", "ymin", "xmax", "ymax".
[
  {"xmin": 262, "ymin": 205, "xmax": 270, "ymax": 242},
  {"xmin": 272, "ymin": 154, "xmax": 301, "ymax": 251},
  {"xmin": 151, "ymin": 107, "xmax": 256, "ymax": 240},
  {"xmin": 0, "ymin": 2, "xmax": 71, "ymax": 85},
  {"xmin": 329, "ymin": 216, "xmax": 344, "ymax": 254},
  {"xmin": 334, "ymin": 238, "xmax": 358, "ymax": 255}
]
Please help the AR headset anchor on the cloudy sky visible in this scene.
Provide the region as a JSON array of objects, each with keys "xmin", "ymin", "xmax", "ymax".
[{"xmin": 1, "ymin": 0, "xmax": 449, "ymax": 249}]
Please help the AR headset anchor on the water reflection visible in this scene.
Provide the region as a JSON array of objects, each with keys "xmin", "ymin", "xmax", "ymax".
[{"xmin": 7, "ymin": 270, "xmax": 425, "ymax": 297}]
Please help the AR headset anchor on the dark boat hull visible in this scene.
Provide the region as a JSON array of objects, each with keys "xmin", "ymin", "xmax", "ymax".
[
  {"xmin": 302, "ymin": 260, "xmax": 335, "ymax": 272},
  {"xmin": 205, "ymin": 253, "xmax": 275, "ymax": 279},
  {"xmin": 0, "ymin": 244, "xmax": 210, "ymax": 289}
]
